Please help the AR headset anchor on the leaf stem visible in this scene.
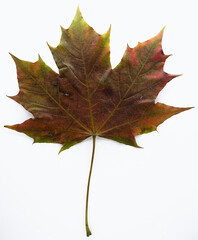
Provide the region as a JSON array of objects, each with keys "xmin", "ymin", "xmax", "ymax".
[{"xmin": 85, "ymin": 135, "xmax": 96, "ymax": 237}]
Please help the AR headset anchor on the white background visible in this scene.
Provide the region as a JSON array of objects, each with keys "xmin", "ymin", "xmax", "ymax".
[{"xmin": 0, "ymin": 0, "xmax": 198, "ymax": 239}]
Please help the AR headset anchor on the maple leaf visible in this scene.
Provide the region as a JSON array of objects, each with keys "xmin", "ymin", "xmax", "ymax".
[{"xmin": 5, "ymin": 7, "xmax": 192, "ymax": 237}]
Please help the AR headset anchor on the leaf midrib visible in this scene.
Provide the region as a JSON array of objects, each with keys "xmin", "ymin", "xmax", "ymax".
[{"xmin": 80, "ymin": 36, "xmax": 95, "ymax": 134}]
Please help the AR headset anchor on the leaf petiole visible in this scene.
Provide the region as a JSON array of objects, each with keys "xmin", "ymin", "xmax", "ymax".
[{"xmin": 85, "ymin": 135, "xmax": 96, "ymax": 237}]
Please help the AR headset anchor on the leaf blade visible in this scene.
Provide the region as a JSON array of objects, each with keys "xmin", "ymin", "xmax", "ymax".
[{"xmin": 7, "ymin": 8, "xmax": 192, "ymax": 152}]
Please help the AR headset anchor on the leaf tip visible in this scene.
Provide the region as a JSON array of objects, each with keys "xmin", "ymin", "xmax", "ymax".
[
  {"xmin": 161, "ymin": 26, "xmax": 166, "ymax": 33},
  {"xmin": 58, "ymin": 143, "xmax": 70, "ymax": 154},
  {"xmin": 8, "ymin": 52, "xmax": 14, "ymax": 57},
  {"xmin": 184, "ymin": 106, "xmax": 194, "ymax": 111},
  {"xmin": 159, "ymin": 26, "xmax": 166, "ymax": 37},
  {"xmin": 58, "ymin": 148, "xmax": 64, "ymax": 154},
  {"xmin": 38, "ymin": 54, "xmax": 42, "ymax": 61},
  {"xmin": 9, "ymin": 52, "xmax": 19, "ymax": 63},
  {"xmin": 46, "ymin": 41, "xmax": 53, "ymax": 50},
  {"xmin": 156, "ymin": 26, "xmax": 166, "ymax": 41},
  {"xmin": 6, "ymin": 95, "xmax": 16, "ymax": 101},
  {"xmin": 8, "ymin": 52, "xmax": 13, "ymax": 57},
  {"xmin": 171, "ymin": 73, "xmax": 183, "ymax": 79},
  {"xmin": 126, "ymin": 43, "xmax": 130, "ymax": 49},
  {"xmin": 107, "ymin": 24, "xmax": 111, "ymax": 34},
  {"xmin": 74, "ymin": 5, "xmax": 83, "ymax": 19},
  {"xmin": 174, "ymin": 106, "xmax": 194, "ymax": 116},
  {"xmin": 4, "ymin": 124, "xmax": 15, "ymax": 130},
  {"xmin": 76, "ymin": 5, "xmax": 81, "ymax": 13},
  {"xmin": 60, "ymin": 25, "xmax": 66, "ymax": 32},
  {"xmin": 136, "ymin": 144, "xmax": 143, "ymax": 149},
  {"xmin": 103, "ymin": 24, "xmax": 111, "ymax": 41}
]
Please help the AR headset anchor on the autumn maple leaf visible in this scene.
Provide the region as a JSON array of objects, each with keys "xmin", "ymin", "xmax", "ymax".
[{"xmin": 5, "ymin": 7, "xmax": 191, "ymax": 236}]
